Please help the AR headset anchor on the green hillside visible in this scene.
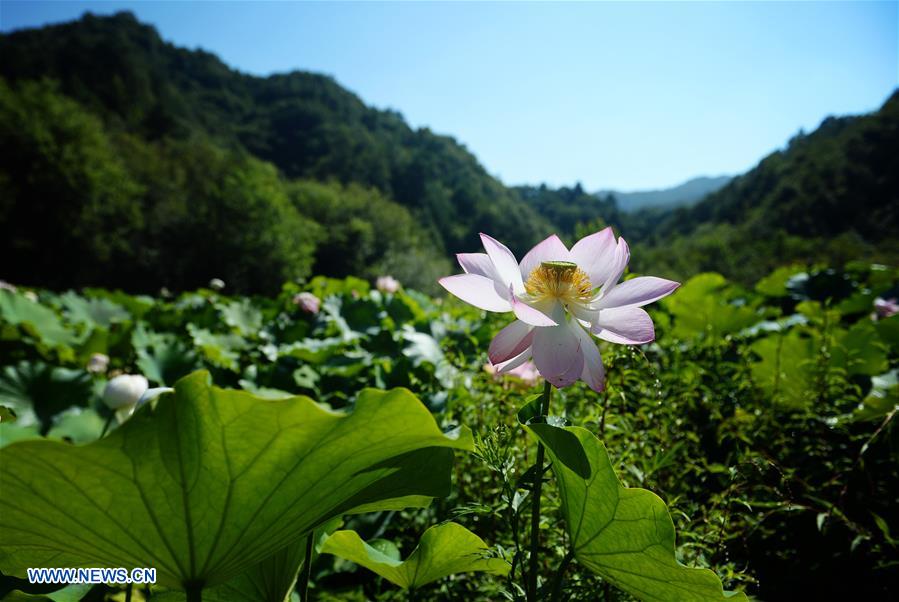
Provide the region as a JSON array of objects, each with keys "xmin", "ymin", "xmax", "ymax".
[
  {"xmin": 630, "ymin": 94, "xmax": 899, "ymax": 282},
  {"xmin": 0, "ymin": 11, "xmax": 548, "ymax": 293}
]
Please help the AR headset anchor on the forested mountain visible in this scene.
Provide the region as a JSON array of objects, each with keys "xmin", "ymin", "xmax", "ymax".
[
  {"xmin": 0, "ymin": 11, "xmax": 896, "ymax": 293},
  {"xmin": 629, "ymin": 93, "xmax": 899, "ymax": 283},
  {"xmin": 603, "ymin": 175, "xmax": 732, "ymax": 211},
  {"xmin": 0, "ymin": 11, "xmax": 548, "ymax": 292}
]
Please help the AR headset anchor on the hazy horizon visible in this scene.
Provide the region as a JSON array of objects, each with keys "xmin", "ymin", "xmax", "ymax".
[{"xmin": 2, "ymin": 0, "xmax": 896, "ymax": 191}]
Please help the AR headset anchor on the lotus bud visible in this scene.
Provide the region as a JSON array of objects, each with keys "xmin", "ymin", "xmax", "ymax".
[
  {"xmin": 103, "ymin": 374, "xmax": 149, "ymax": 423},
  {"xmin": 0, "ymin": 280, "xmax": 16, "ymax": 293},
  {"xmin": 376, "ymin": 275, "xmax": 400, "ymax": 294},
  {"xmin": 293, "ymin": 292, "xmax": 321, "ymax": 314},
  {"xmin": 873, "ymin": 297, "xmax": 899, "ymax": 320},
  {"xmin": 23, "ymin": 291, "xmax": 38, "ymax": 302},
  {"xmin": 87, "ymin": 353, "xmax": 110, "ymax": 374},
  {"xmin": 209, "ymin": 278, "xmax": 225, "ymax": 291}
]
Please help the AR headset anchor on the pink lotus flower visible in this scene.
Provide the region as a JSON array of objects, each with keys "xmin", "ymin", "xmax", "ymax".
[
  {"xmin": 376, "ymin": 275, "xmax": 401, "ymax": 294},
  {"xmin": 485, "ymin": 359, "xmax": 541, "ymax": 387},
  {"xmin": 293, "ymin": 292, "xmax": 321, "ymax": 314},
  {"xmin": 439, "ymin": 228, "xmax": 679, "ymax": 391},
  {"xmin": 873, "ymin": 297, "xmax": 899, "ymax": 320}
]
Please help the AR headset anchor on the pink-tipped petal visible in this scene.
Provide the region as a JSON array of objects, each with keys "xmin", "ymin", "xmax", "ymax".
[
  {"xmin": 439, "ymin": 274, "xmax": 512, "ymax": 312},
  {"xmin": 510, "ymin": 290, "xmax": 558, "ymax": 326},
  {"xmin": 601, "ymin": 237, "xmax": 630, "ymax": 292},
  {"xmin": 532, "ymin": 321, "xmax": 584, "ymax": 388},
  {"xmin": 519, "ymin": 234, "xmax": 572, "ymax": 281},
  {"xmin": 480, "ymin": 233, "xmax": 525, "ymax": 295},
  {"xmin": 488, "ymin": 320, "xmax": 536, "ymax": 364},
  {"xmin": 572, "ymin": 323, "xmax": 605, "ymax": 392},
  {"xmin": 495, "ymin": 348, "xmax": 533, "ymax": 373},
  {"xmin": 597, "ymin": 276, "xmax": 680, "ymax": 309},
  {"xmin": 570, "ymin": 227, "xmax": 617, "ymax": 287},
  {"xmin": 457, "ymin": 253, "xmax": 497, "ymax": 279},
  {"xmin": 592, "ymin": 306, "xmax": 655, "ymax": 344}
]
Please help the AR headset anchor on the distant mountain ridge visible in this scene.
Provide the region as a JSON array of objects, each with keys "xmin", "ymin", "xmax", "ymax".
[{"xmin": 601, "ymin": 175, "xmax": 733, "ymax": 212}]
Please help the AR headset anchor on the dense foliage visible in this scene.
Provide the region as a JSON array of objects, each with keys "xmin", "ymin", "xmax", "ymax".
[{"xmin": 1, "ymin": 261, "xmax": 896, "ymax": 600}]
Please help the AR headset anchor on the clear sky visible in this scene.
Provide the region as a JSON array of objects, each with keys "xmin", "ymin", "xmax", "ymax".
[{"xmin": 1, "ymin": 1, "xmax": 896, "ymax": 191}]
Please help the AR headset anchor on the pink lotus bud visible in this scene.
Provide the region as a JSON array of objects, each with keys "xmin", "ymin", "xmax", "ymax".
[
  {"xmin": 376, "ymin": 275, "xmax": 400, "ymax": 294},
  {"xmin": 873, "ymin": 297, "xmax": 899, "ymax": 320},
  {"xmin": 87, "ymin": 353, "xmax": 110, "ymax": 374},
  {"xmin": 293, "ymin": 292, "xmax": 321, "ymax": 314}
]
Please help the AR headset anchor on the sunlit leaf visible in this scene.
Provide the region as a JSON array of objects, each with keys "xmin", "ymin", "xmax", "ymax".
[
  {"xmin": 321, "ymin": 522, "xmax": 509, "ymax": 590},
  {"xmin": 0, "ymin": 290, "xmax": 79, "ymax": 350},
  {"xmin": 524, "ymin": 423, "xmax": 748, "ymax": 601},
  {"xmin": 0, "ymin": 371, "xmax": 473, "ymax": 593},
  {"xmin": 662, "ymin": 273, "xmax": 758, "ymax": 339}
]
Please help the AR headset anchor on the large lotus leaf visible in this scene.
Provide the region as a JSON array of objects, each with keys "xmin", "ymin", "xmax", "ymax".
[
  {"xmin": 219, "ymin": 299, "xmax": 263, "ymax": 337},
  {"xmin": 1, "ymin": 584, "xmax": 93, "ymax": 601},
  {"xmin": 187, "ymin": 325, "xmax": 248, "ymax": 371},
  {"xmin": 661, "ymin": 273, "xmax": 758, "ymax": 339},
  {"xmin": 321, "ymin": 522, "xmax": 509, "ymax": 590},
  {"xmin": 0, "ymin": 362, "xmax": 93, "ymax": 430},
  {"xmin": 850, "ymin": 370, "xmax": 899, "ymax": 422},
  {"xmin": 831, "ymin": 320, "xmax": 888, "ymax": 377},
  {"xmin": 132, "ymin": 324, "xmax": 200, "ymax": 386},
  {"xmin": 149, "ymin": 518, "xmax": 341, "ymax": 602},
  {"xmin": 0, "ymin": 291, "xmax": 79, "ymax": 350},
  {"xmin": 526, "ymin": 424, "xmax": 747, "ymax": 601},
  {"xmin": 750, "ymin": 330, "xmax": 817, "ymax": 407},
  {"xmin": 59, "ymin": 292, "xmax": 131, "ymax": 328},
  {"xmin": 0, "ymin": 371, "xmax": 473, "ymax": 593}
]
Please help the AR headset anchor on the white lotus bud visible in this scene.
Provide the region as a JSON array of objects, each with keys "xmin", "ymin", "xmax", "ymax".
[
  {"xmin": 23, "ymin": 291, "xmax": 38, "ymax": 302},
  {"xmin": 103, "ymin": 374, "xmax": 149, "ymax": 410},
  {"xmin": 209, "ymin": 278, "xmax": 225, "ymax": 291}
]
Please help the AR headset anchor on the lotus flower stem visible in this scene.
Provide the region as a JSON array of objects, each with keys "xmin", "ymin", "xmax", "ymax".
[
  {"xmin": 184, "ymin": 583, "xmax": 202, "ymax": 602},
  {"xmin": 299, "ymin": 530, "xmax": 315, "ymax": 601},
  {"xmin": 527, "ymin": 380, "xmax": 552, "ymax": 601},
  {"xmin": 550, "ymin": 549, "xmax": 575, "ymax": 602},
  {"xmin": 99, "ymin": 414, "xmax": 114, "ymax": 438}
]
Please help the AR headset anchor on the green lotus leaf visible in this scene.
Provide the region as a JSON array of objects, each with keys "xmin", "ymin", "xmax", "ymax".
[
  {"xmin": 219, "ymin": 299, "xmax": 263, "ymax": 337},
  {"xmin": 321, "ymin": 522, "xmax": 509, "ymax": 590},
  {"xmin": 0, "ymin": 371, "xmax": 473, "ymax": 595},
  {"xmin": 0, "ymin": 291, "xmax": 79, "ymax": 350},
  {"xmin": 526, "ymin": 424, "xmax": 748, "ymax": 601},
  {"xmin": 0, "ymin": 583, "xmax": 93, "ymax": 601},
  {"xmin": 59, "ymin": 292, "xmax": 130, "ymax": 328},
  {"xmin": 0, "ymin": 361, "xmax": 93, "ymax": 430},
  {"xmin": 661, "ymin": 273, "xmax": 758, "ymax": 339}
]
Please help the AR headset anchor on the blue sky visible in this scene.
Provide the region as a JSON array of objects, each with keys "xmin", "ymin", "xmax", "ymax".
[{"xmin": 1, "ymin": 1, "xmax": 896, "ymax": 190}]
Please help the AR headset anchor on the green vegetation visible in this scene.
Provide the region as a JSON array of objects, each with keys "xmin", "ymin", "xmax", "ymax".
[
  {"xmin": 1, "ymin": 11, "xmax": 898, "ymax": 602},
  {"xmin": 1, "ymin": 261, "xmax": 897, "ymax": 600}
]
